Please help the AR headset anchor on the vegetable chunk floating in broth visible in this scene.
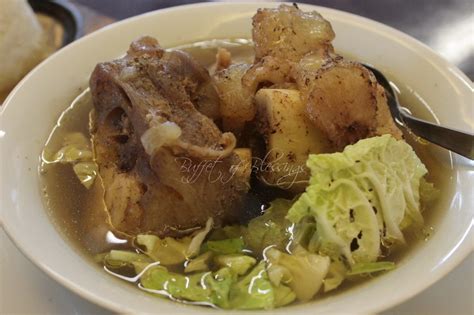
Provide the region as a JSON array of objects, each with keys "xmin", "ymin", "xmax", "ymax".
[{"xmin": 41, "ymin": 4, "xmax": 441, "ymax": 310}]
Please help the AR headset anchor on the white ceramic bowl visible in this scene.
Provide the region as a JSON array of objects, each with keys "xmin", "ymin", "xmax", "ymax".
[{"xmin": 1, "ymin": 2, "xmax": 473, "ymax": 314}]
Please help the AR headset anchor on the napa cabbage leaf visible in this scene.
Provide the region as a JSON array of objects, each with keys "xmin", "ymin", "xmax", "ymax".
[
  {"xmin": 244, "ymin": 198, "xmax": 293, "ymax": 253},
  {"xmin": 287, "ymin": 135, "xmax": 432, "ymax": 265},
  {"xmin": 45, "ymin": 132, "xmax": 97, "ymax": 189},
  {"xmin": 228, "ymin": 261, "xmax": 295, "ymax": 309},
  {"xmin": 137, "ymin": 218, "xmax": 213, "ymax": 265},
  {"xmin": 137, "ymin": 260, "xmax": 295, "ymax": 309},
  {"xmin": 214, "ymin": 254, "xmax": 257, "ymax": 275},
  {"xmin": 347, "ymin": 261, "xmax": 395, "ymax": 276},
  {"xmin": 265, "ymin": 246, "xmax": 330, "ymax": 301},
  {"xmin": 202, "ymin": 238, "xmax": 245, "ymax": 255},
  {"xmin": 140, "ymin": 265, "xmax": 234, "ymax": 307}
]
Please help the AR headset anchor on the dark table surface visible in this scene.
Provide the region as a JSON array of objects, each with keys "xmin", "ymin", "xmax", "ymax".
[{"xmin": 72, "ymin": 0, "xmax": 474, "ymax": 80}]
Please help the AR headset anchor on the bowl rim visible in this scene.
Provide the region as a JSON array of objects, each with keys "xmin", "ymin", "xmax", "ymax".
[{"xmin": 1, "ymin": 2, "xmax": 473, "ymax": 314}]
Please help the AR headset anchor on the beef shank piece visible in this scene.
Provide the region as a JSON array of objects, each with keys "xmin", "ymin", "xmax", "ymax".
[{"xmin": 90, "ymin": 36, "xmax": 251, "ymax": 237}]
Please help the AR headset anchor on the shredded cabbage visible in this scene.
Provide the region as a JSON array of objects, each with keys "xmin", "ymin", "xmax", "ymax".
[
  {"xmin": 419, "ymin": 177, "xmax": 440, "ymax": 211},
  {"xmin": 323, "ymin": 260, "xmax": 347, "ymax": 292},
  {"xmin": 208, "ymin": 225, "xmax": 246, "ymax": 240},
  {"xmin": 228, "ymin": 261, "xmax": 295, "ymax": 309},
  {"xmin": 52, "ymin": 144, "xmax": 92, "ymax": 162},
  {"xmin": 137, "ymin": 219, "xmax": 214, "ymax": 265},
  {"xmin": 96, "ymin": 135, "xmax": 437, "ymax": 309},
  {"xmin": 184, "ymin": 252, "xmax": 213, "ymax": 273},
  {"xmin": 266, "ymin": 247, "xmax": 330, "ymax": 301},
  {"xmin": 99, "ymin": 250, "xmax": 152, "ymax": 273},
  {"xmin": 137, "ymin": 234, "xmax": 191, "ymax": 265},
  {"xmin": 214, "ymin": 254, "xmax": 257, "ymax": 275},
  {"xmin": 203, "ymin": 238, "xmax": 245, "ymax": 255},
  {"xmin": 186, "ymin": 218, "xmax": 213, "ymax": 257},
  {"xmin": 45, "ymin": 132, "xmax": 97, "ymax": 189},
  {"xmin": 244, "ymin": 198, "xmax": 293, "ymax": 253},
  {"xmin": 347, "ymin": 261, "xmax": 395, "ymax": 276},
  {"xmin": 72, "ymin": 162, "xmax": 98, "ymax": 189},
  {"xmin": 140, "ymin": 265, "xmax": 234, "ymax": 307},
  {"xmin": 228, "ymin": 262, "xmax": 274, "ymax": 309},
  {"xmin": 51, "ymin": 133, "xmax": 93, "ymax": 162},
  {"xmin": 104, "ymin": 252, "xmax": 295, "ymax": 309},
  {"xmin": 287, "ymin": 135, "xmax": 433, "ymax": 265},
  {"xmin": 273, "ymin": 284, "xmax": 297, "ymax": 307}
]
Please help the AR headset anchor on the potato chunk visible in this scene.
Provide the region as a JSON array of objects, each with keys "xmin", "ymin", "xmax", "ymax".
[{"xmin": 255, "ymin": 89, "xmax": 331, "ymax": 193}]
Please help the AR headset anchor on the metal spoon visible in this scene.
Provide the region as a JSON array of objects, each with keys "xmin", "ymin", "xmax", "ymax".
[{"xmin": 363, "ymin": 64, "xmax": 474, "ymax": 160}]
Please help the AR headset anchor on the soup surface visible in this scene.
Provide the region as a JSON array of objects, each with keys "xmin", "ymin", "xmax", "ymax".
[{"xmin": 40, "ymin": 38, "xmax": 454, "ymax": 309}]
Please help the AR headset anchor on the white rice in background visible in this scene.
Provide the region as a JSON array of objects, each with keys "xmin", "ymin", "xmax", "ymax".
[{"xmin": 0, "ymin": 0, "xmax": 49, "ymax": 102}]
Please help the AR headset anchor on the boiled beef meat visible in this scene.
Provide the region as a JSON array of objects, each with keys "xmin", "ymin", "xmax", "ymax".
[{"xmin": 89, "ymin": 36, "xmax": 251, "ymax": 237}]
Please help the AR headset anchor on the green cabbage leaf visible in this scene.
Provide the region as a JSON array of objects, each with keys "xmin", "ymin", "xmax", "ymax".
[
  {"xmin": 228, "ymin": 261, "xmax": 295, "ymax": 309},
  {"xmin": 244, "ymin": 198, "xmax": 293, "ymax": 253},
  {"xmin": 140, "ymin": 265, "xmax": 235, "ymax": 308},
  {"xmin": 287, "ymin": 135, "xmax": 432, "ymax": 265},
  {"xmin": 184, "ymin": 251, "xmax": 213, "ymax": 273},
  {"xmin": 266, "ymin": 246, "xmax": 330, "ymax": 301},
  {"xmin": 136, "ymin": 234, "xmax": 191, "ymax": 265},
  {"xmin": 137, "ymin": 218, "xmax": 213, "ymax": 265},
  {"xmin": 214, "ymin": 254, "xmax": 257, "ymax": 275},
  {"xmin": 101, "ymin": 249, "xmax": 153, "ymax": 273},
  {"xmin": 202, "ymin": 238, "xmax": 245, "ymax": 255},
  {"xmin": 347, "ymin": 261, "xmax": 395, "ymax": 276},
  {"xmin": 45, "ymin": 132, "xmax": 97, "ymax": 189},
  {"xmin": 104, "ymin": 253, "xmax": 295, "ymax": 309}
]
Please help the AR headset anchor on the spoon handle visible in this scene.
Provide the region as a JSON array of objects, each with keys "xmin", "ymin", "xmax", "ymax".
[{"xmin": 401, "ymin": 113, "xmax": 474, "ymax": 160}]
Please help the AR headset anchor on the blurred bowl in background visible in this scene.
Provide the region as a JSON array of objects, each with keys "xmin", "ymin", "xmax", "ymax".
[
  {"xmin": 29, "ymin": 0, "xmax": 83, "ymax": 47},
  {"xmin": 0, "ymin": 0, "xmax": 82, "ymax": 103}
]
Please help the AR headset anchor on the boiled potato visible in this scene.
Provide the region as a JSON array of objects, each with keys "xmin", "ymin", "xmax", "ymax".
[{"xmin": 255, "ymin": 89, "xmax": 331, "ymax": 193}]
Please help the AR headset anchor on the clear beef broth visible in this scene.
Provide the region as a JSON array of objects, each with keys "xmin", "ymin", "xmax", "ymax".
[
  {"xmin": 40, "ymin": 39, "xmax": 453, "ymax": 303},
  {"xmin": 41, "ymin": 91, "xmax": 97, "ymax": 252}
]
